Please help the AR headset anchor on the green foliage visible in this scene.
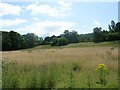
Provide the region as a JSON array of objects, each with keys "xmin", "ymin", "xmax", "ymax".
[
  {"xmin": 43, "ymin": 35, "xmax": 56, "ymax": 45},
  {"xmin": 57, "ymin": 38, "xmax": 69, "ymax": 46},
  {"xmin": 79, "ymin": 33, "xmax": 93, "ymax": 42},
  {"xmin": 9, "ymin": 31, "xmax": 25, "ymax": 50},
  {"xmin": 23, "ymin": 33, "xmax": 41, "ymax": 48},
  {"xmin": 61, "ymin": 30, "xmax": 79, "ymax": 43},
  {"xmin": 2, "ymin": 31, "xmax": 43, "ymax": 51},
  {"xmin": 93, "ymin": 27, "xmax": 103, "ymax": 42},
  {"xmin": 106, "ymin": 32, "xmax": 120, "ymax": 41},
  {"xmin": 108, "ymin": 20, "xmax": 116, "ymax": 32},
  {"xmin": 2, "ymin": 20, "xmax": 120, "ymax": 51},
  {"xmin": 93, "ymin": 20, "xmax": 120, "ymax": 43},
  {"xmin": 116, "ymin": 22, "xmax": 120, "ymax": 32},
  {"xmin": 51, "ymin": 38, "xmax": 58, "ymax": 46},
  {"xmin": 2, "ymin": 31, "xmax": 11, "ymax": 51},
  {"xmin": 51, "ymin": 37, "xmax": 69, "ymax": 46}
]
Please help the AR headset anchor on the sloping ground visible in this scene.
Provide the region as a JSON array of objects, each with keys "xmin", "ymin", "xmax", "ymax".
[
  {"xmin": 21, "ymin": 41, "xmax": 118, "ymax": 51},
  {"xmin": 2, "ymin": 41, "xmax": 119, "ymax": 88}
]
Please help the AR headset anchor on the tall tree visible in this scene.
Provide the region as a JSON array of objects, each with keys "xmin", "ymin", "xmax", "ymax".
[
  {"xmin": 23, "ymin": 33, "xmax": 39, "ymax": 48},
  {"xmin": 79, "ymin": 33, "xmax": 93, "ymax": 42},
  {"xmin": 43, "ymin": 35, "xmax": 56, "ymax": 45},
  {"xmin": 2, "ymin": 31, "xmax": 11, "ymax": 51},
  {"xmin": 116, "ymin": 22, "xmax": 120, "ymax": 32},
  {"xmin": 61, "ymin": 30, "xmax": 79, "ymax": 43},
  {"xmin": 9, "ymin": 30, "xmax": 25, "ymax": 50},
  {"xmin": 108, "ymin": 20, "xmax": 116, "ymax": 32},
  {"xmin": 93, "ymin": 27, "xmax": 103, "ymax": 42}
]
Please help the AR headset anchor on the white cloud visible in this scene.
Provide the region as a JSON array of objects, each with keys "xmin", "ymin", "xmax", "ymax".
[
  {"xmin": 26, "ymin": 0, "xmax": 72, "ymax": 18},
  {"xmin": 17, "ymin": 21, "xmax": 75, "ymax": 37},
  {"xmin": 93, "ymin": 20, "xmax": 101, "ymax": 26},
  {"xmin": 58, "ymin": 0, "xmax": 71, "ymax": 9},
  {"xmin": 0, "ymin": 18, "xmax": 27, "ymax": 27},
  {"xmin": 32, "ymin": 17, "xmax": 40, "ymax": 21},
  {"xmin": 83, "ymin": 25, "xmax": 87, "ymax": 29},
  {"xmin": 0, "ymin": 2, "xmax": 22, "ymax": 17}
]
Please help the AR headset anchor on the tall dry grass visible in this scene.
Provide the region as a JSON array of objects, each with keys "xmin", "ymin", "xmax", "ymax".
[{"xmin": 2, "ymin": 46, "xmax": 118, "ymax": 88}]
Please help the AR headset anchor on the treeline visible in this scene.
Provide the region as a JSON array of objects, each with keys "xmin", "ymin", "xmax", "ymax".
[
  {"xmin": 93, "ymin": 20, "xmax": 120, "ymax": 42},
  {"xmin": 41, "ymin": 20, "xmax": 120, "ymax": 45},
  {"xmin": 43, "ymin": 30, "xmax": 93, "ymax": 46},
  {"xmin": 2, "ymin": 31, "xmax": 43, "ymax": 51},
  {"xmin": 1, "ymin": 20, "xmax": 120, "ymax": 51}
]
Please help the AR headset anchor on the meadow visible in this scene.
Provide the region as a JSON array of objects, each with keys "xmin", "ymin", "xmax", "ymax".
[{"xmin": 2, "ymin": 41, "xmax": 119, "ymax": 89}]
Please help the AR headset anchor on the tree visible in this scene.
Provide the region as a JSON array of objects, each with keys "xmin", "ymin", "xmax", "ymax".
[
  {"xmin": 116, "ymin": 22, "xmax": 120, "ymax": 32},
  {"xmin": 107, "ymin": 21, "xmax": 120, "ymax": 41},
  {"xmin": 2, "ymin": 31, "xmax": 11, "ymax": 51},
  {"xmin": 23, "ymin": 33, "xmax": 40, "ymax": 48},
  {"xmin": 57, "ymin": 38, "xmax": 69, "ymax": 46},
  {"xmin": 106, "ymin": 32, "xmax": 120, "ymax": 41},
  {"xmin": 93, "ymin": 27, "xmax": 103, "ymax": 42},
  {"xmin": 38, "ymin": 37, "xmax": 43, "ymax": 45},
  {"xmin": 9, "ymin": 30, "xmax": 25, "ymax": 50},
  {"xmin": 102, "ymin": 30, "xmax": 108, "ymax": 41},
  {"xmin": 43, "ymin": 35, "xmax": 56, "ymax": 45},
  {"xmin": 2, "ymin": 30, "xmax": 42, "ymax": 51},
  {"xmin": 2, "ymin": 31, "xmax": 26, "ymax": 51},
  {"xmin": 108, "ymin": 20, "xmax": 116, "ymax": 32},
  {"xmin": 61, "ymin": 30, "xmax": 79, "ymax": 43},
  {"xmin": 79, "ymin": 33, "xmax": 93, "ymax": 42},
  {"xmin": 111, "ymin": 20, "xmax": 116, "ymax": 31},
  {"xmin": 51, "ymin": 38, "xmax": 58, "ymax": 46},
  {"xmin": 51, "ymin": 37, "xmax": 69, "ymax": 46}
]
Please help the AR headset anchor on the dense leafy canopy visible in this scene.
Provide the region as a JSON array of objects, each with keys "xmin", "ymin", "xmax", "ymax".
[
  {"xmin": 93, "ymin": 20, "xmax": 120, "ymax": 42},
  {"xmin": 51, "ymin": 37, "xmax": 69, "ymax": 46},
  {"xmin": 2, "ymin": 31, "xmax": 43, "ymax": 51},
  {"xmin": 61, "ymin": 30, "xmax": 79, "ymax": 43}
]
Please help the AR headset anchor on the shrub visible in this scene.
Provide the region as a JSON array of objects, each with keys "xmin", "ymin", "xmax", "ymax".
[
  {"xmin": 51, "ymin": 38, "xmax": 57, "ymax": 46},
  {"xmin": 57, "ymin": 38, "xmax": 69, "ymax": 46},
  {"xmin": 51, "ymin": 37, "xmax": 69, "ymax": 46}
]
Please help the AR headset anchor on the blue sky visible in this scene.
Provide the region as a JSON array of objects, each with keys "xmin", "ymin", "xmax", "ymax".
[{"xmin": 0, "ymin": 0, "xmax": 118, "ymax": 37}]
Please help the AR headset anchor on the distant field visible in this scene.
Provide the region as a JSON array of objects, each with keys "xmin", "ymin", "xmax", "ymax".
[{"xmin": 2, "ymin": 41, "xmax": 119, "ymax": 88}]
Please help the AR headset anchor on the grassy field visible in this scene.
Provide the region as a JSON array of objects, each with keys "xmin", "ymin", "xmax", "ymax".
[{"xmin": 2, "ymin": 41, "xmax": 119, "ymax": 88}]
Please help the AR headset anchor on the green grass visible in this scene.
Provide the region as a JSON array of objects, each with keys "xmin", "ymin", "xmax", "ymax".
[
  {"xmin": 2, "ymin": 41, "xmax": 119, "ymax": 88},
  {"xmin": 22, "ymin": 41, "xmax": 118, "ymax": 51},
  {"xmin": 66, "ymin": 41, "xmax": 118, "ymax": 48},
  {"xmin": 2, "ymin": 60, "xmax": 118, "ymax": 88}
]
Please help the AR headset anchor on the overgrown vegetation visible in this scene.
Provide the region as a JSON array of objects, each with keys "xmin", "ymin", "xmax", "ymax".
[
  {"xmin": 1, "ymin": 20, "xmax": 119, "ymax": 89},
  {"xmin": 2, "ymin": 42, "xmax": 118, "ymax": 88},
  {"xmin": 95, "ymin": 64, "xmax": 109, "ymax": 86}
]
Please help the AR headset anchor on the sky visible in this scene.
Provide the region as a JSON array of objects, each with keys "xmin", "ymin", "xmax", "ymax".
[{"xmin": 0, "ymin": 0, "xmax": 118, "ymax": 37}]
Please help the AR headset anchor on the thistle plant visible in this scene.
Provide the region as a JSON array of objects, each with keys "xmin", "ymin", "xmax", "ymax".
[{"xmin": 95, "ymin": 64, "xmax": 109, "ymax": 86}]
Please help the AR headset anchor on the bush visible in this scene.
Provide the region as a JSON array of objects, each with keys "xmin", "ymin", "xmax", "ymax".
[
  {"xmin": 51, "ymin": 38, "xmax": 58, "ymax": 46},
  {"xmin": 57, "ymin": 38, "xmax": 69, "ymax": 46},
  {"xmin": 51, "ymin": 38, "xmax": 69, "ymax": 46}
]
